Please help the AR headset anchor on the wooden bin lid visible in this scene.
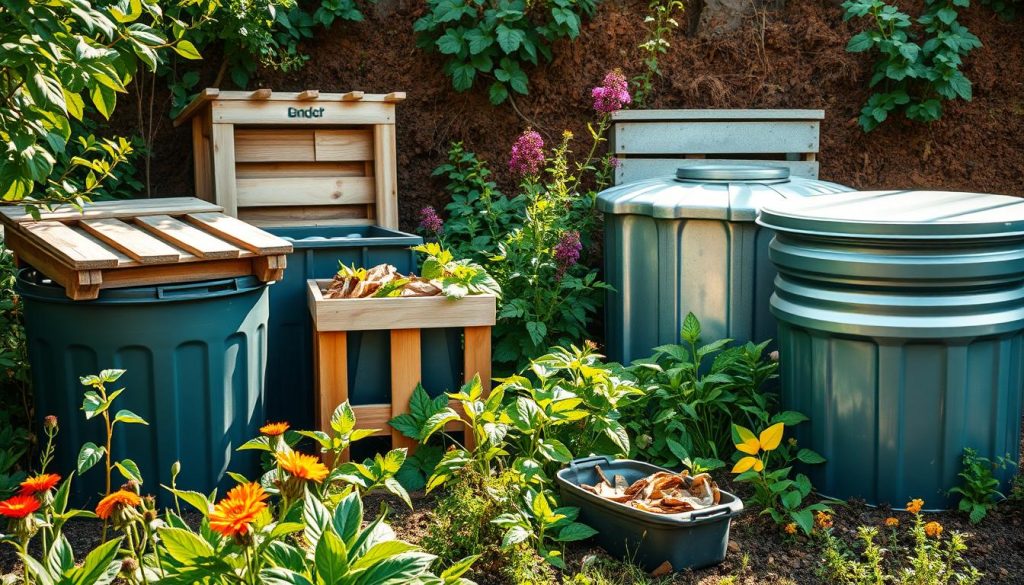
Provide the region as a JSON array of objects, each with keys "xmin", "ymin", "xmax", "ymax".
[
  {"xmin": 0, "ymin": 197, "xmax": 294, "ymax": 300},
  {"xmin": 173, "ymin": 88, "xmax": 407, "ymax": 127}
]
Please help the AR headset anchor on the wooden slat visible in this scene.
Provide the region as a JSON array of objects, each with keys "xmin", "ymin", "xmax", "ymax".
[
  {"xmin": 390, "ymin": 328, "xmax": 421, "ymax": 452},
  {"xmin": 3, "ymin": 228, "xmax": 103, "ymax": 300},
  {"xmin": 241, "ymin": 217, "xmax": 374, "ymax": 228},
  {"xmin": 308, "ymin": 283, "xmax": 497, "ymax": 331},
  {"xmin": 373, "ymin": 124, "xmax": 399, "ymax": 229},
  {"xmin": 235, "ymin": 129, "xmax": 315, "ymax": 162},
  {"xmin": 172, "ymin": 88, "xmax": 220, "ymax": 127},
  {"xmin": 210, "ymin": 100, "xmax": 396, "ymax": 125},
  {"xmin": 186, "ymin": 212, "xmax": 293, "ymax": 255},
  {"xmin": 98, "ymin": 258, "xmax": 255, "ymax": 288},
  {"xmin": 341, "ymin": 91, "xmax": 364, "ymax": 101},
  {"xmin": 384, "ymin": 92, "xmax": 406, "ymax": 103},
  {"xmin": 133, "ymin": 215, "xmax": 241, "ymax": 259},
  {"xmin": 348, "ymin": 405, "xmax": 392, "ymax": 437},
  {"xmin": 192, "ymin": 113, "xmax": 213, "ymax": 201},
  {"xmin": 316, "ymin": 331, "xmax": 352, "ymax": 460},
  {"xmin": 615, "ymin": 158, "xmax": 820, "ymax": 183},
  {"xmin": 236, "ymin": 177, "xmax": 374, "ymax": 207},
  {"xmin": 314, "ymin": 130, "xmax": 373, "ymax": 161},
  {"xmin": 614, "ymin": 121, "xmax": 819, "ymax": 155},
  {"xmin": 211, "ymin": 124, "xmax": 238, "ymax": 217},
  {"xmin": 237, "ymin": 205, "xmax": 369, "ymax": 222},
  {"xmin": 611, "ymin": 109, "xmax": 825, "ymax": 121},
  {"xmin": 297, "ymin": 89, "xmax": 319, "ymax": 100},
  {"xmin": 462, "ymin": 325, "xmax": 492, "ymax": 451},
  {"xmin": 235, "ymin": 162, "xmax": 365, "ymax": 179},
  {"xmin": 79, "ymin": 218, "xmax": 183, "ymax": 264},
  {"xmin": 251, "ymin": 88, "xmax": 272, "ymax": 99},
  {"xmin": 0, "ymin": 197, "xmax": 222, "ymax": 225},
  {"xmin": 19, "ymin": 222, "xmax": 120, "ymax": 269}
]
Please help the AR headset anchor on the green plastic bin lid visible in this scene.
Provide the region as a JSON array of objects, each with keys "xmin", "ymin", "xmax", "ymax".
[
  {"xmin": 596, "ymin": 164, "xmax": 850, "ymax": 220},
  {"xmin": 16, "ymin": 269, "xmax": 266, "ymax": 304},
  {"xmin": 758, "ymin": 190, "xmax": 1024, "ymax": 240}
]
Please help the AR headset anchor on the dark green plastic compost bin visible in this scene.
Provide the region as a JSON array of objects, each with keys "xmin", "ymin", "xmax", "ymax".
[
  {"xmin": 266, "ymin": 226, "xmax": 460, "ymax": 430},
  {"xmin": 557, "ymin": 456, "xmax": 743, "ymax": 572},
  {"xmin": 17, "ymin": 270, "xmax": 269, "ymax": 507},
  {"xmin": 758, "ymin": 190, "xmax": 1024, "ymax": 509},
  {"xmin": 596, "ymin": 164, "xmax": 849, "ymax": 364}
]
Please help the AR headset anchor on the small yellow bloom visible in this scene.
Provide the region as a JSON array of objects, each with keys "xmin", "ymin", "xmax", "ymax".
[
  {"xmin": 924, "ymin": 521, "xmax": 943, "ymax": 538},
  {"xmin": 906, "ymin": 499, "xmax": 924, "ymax": 514},
  {"xmin": 815, "ymin": 511, "xmax": 833, "ymax": 530},
  {"xmin": 276, "ymin": 451, "xmax": 329, "ymax": 483},
  {"xmin": 731, "ymin": 456, "xmax": 764, "ymax": 474},
  {"xmin": 260, "ymin": 422, "xmax": 289, "ymax": 436},
  {"xmin": 884, "ymin": 517, "xmax": 899, "ymax": 527},
  {"xmin": 784, "ymin": 523, "xmax": 797, "ymax": 535}
]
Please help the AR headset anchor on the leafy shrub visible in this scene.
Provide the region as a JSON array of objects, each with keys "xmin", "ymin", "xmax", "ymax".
[
  {"xmin": 631, "ymin": 0, "xmax": 684, "ymax": 107},
  {"xmin": 819, "ymin": 501, "xmax": 982, "ymax": 584},
  {"xmin": 948, "ymin": 447, "xmax": 1015, "ymax": 524},
  {"xmin": 621, "ymin": 312, "xmax": 781, "ymax": 470},
  {"xmin": 414, "ymin": 0, "xmax": 599, "ymax": 104}
]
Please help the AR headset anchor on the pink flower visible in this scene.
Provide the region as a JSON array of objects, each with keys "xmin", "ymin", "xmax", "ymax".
[
  {"xmin": 554, "ymin": 230, "xmax": 582, "ymax": 278},
  {"xmin": 419, "ymin": 206, "xmax": 444, "ymax": 234},
  {"xmin": 509, "ymin": 130, "xmax": 545, "ymax": 177},
  {"xmin": 592, "ymin": 70, "xmax": 632, "ymax": 113}
]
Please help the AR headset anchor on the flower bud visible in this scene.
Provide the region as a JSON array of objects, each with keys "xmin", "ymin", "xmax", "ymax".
[
  {"xmin": 121, "ymin": 480, "xmax": 140, "ymax": 495},
  {"xmin": 43, "ymin": 415, "xmax": 58, "ymax": 431},
  {"xmin": 120, "ymin": 557, "xmax": 139, "ymax": 574}
]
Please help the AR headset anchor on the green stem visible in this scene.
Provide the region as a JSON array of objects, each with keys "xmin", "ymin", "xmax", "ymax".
[{"xmin": 19, "ymin": 538, "xmax": 31, "ymax": 585}]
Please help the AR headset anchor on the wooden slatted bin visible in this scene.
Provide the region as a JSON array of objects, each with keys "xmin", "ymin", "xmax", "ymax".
[
  {"xmin": 0, "ymin": 197, "xmax": 292, "ymax": 300},
  {"xmin": 308, "ymin": 280, "xmax": 496, "ymax": 459},
  {"xmin": 610, "ymin": 109, "xmax": 824, "ymax": 183},
  {"xmin": 174, "ymin": 89, "xmax": 405, "ymax": 229}
]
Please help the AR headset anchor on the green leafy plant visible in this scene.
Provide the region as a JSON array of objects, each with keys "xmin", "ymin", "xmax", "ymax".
[
  {"xmin": 414, "ymin": 243, "xmax": 502, "ymax": 299},
  {"xmin": 492, "ymin": 489, "xmax": 597, "ymax": 568},
  {"xmin": 948, "ymin": 447, "xmax": 1015, "ymax": 524},
  {"xmin": 622, "ymin": 312, "xmax": 781, "ymax": 470},
  {"xmin": 730, "ymin": 422, "xmax": 830, "ymax": 534},
  {"xmin": 414, "ymin": 0, "xmax": 599, "ymax": 104},
  {"xmin": 631, "ymin": 0, "xmax": 684, "ymax": 107},
  {"xmin": 819, "ymin": 507, "xmax": 982, "ymax": 584}
]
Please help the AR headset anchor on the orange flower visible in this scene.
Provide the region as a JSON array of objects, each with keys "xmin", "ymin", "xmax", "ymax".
[
  {"xmin": 924, "ymin": 521, "xmax": 943, "ymax": 538},
  {"xmin": 815, "ymin": 511, "xmax": 833, "ymax": 530},
  {"xmin": 884, "ymin": 517, "xmax": 900, "ymax": 527},
  {"xmin": 784, "ymin": 523, "xmax": 797, "ymax": 535},
  {"xmin": 209, "ymin": 483, "xmax": 269, "ymax": 539},
  {"xmin": 906, "ymin": 499, "xmax": 924, "ymax": 514},
  {"xmin": 276, "ymin": 451, "xmax": 329, "ymax": 483},
  {"xmin": 19, "ymin": 473, "xmax": 61, "ymax": 496},
  {"xmin": 95, "ymin": 490, "xmax": 142, "ymax": 520},
  {"xmin": 0, "ymin": 495, "xmax": 40, "ymax": 518},
  {"xmin": 260, "ymin": 422, "xmax": 289, "ymax": 436}
]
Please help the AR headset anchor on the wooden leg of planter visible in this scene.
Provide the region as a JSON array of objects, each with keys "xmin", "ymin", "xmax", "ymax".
[
  {"xmin": 390, "ymin": 328, "xmax": 421, "ymax": 453},
  {"xmin": 315, "ymin": 330, "xmax": 348, "ymax": 462},
  {"xmin": 462, "ymin": 325, "xmax": 492, "ymax": 451}
]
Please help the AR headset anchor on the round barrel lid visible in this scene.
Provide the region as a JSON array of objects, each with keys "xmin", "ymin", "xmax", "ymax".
[
  {"xmin": 676, "ymin": 164, "xmax": 789, "ymax": 182},
  {"xmin": 758, "ymin": 190, "xmax": 1024, "ymax": 239}
]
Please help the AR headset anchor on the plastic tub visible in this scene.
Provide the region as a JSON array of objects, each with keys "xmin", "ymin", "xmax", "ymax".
[{"xmin": 556, "ymin": 456, "xmax": 743, "ymax": 572}]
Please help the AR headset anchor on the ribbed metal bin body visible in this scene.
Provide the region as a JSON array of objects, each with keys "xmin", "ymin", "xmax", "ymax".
[
  {"xmin": 759, "ymin": 190, "xmax": 1024, "ymax": 509},
  {"xmin": 18, "ymin": 271, "xmax": 269, "ymax": 507},
  {"xmin": 266, "ymin": 226, "xmax": 460, "ymax": 429},
  {"xmin": 598, "ymin": 165, "xmax": 848, "ymax": 364}
]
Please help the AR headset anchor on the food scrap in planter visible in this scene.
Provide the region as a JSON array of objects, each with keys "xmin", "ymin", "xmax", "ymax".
[
  {"xmin": 323, "ymin": 263, "xmax": 443, "ymax": 299},
  {"xmin": 580, "ymin": 467, "xmax": 721, "ymax": 514}
]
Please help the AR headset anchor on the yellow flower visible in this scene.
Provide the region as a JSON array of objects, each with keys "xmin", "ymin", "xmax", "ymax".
[
  {"xmin": 924, "ymin": 521, "xmax": 943, "ymax": 538},
  {"xmin": 95, "ymin": 490, "xmax": 141, "ymax": 520},
  {"xmin": 884, "ymin": 517, "xmax": 899, "ymax": 527},
  {"xmin": 784, "ymin": 523, "xmax": 797, "ymax": 535},
  {"xmin": 731, "ymin": 456, "xmax": 764, "ymax": 474},
  {"xmin": 209, "ymin": 483, "xmax": 269, "ymax": 540},
  {"xmin": 815, "ymin": 511, "xmax": 833, "ymax": 530},
  {"xmin": 276, "ymin": 451, "xmax": 329, "ymax": 483},
  {"xmin": 260, "ymin": 422, "xmax": 289, "ymax": 436},
  {"xmin": 906, "ymin": 499, "xmax": 924, "ymax": 514}
]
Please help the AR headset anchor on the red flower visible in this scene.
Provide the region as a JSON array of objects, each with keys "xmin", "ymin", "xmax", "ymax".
[
  {"xmin": 0, "ymin": 495, "xmax": 41, "ymax": 518},
  {"xmin": 19, "ymin": 473, "xmax": 61, "ymax": 496}
]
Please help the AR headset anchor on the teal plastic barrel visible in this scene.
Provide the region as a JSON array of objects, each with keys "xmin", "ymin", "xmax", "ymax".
[
  {"xmin": 18, "ymin": 271, "xmax": 269, "ymax": 507},
  {"xmin": 758, "ymin": 190, "xmax": 1024, "ymax": 509},
  {"xmin": 265, "ymin": 226, "xmax": 460, "ymax": 430}
]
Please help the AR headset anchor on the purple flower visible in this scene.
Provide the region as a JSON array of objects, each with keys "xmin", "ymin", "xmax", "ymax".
[
  {"xmin": 610, "ymin": 157, "xmax": 621, "ymax": 168},
  {"xmin": 554, "ymin": 230, "xmax": 582, "ymax": 278},
  {"xmin": 419, "ymin": 206, "xmax": 444, "ymax": 234},
  {"xmin": 509, "ymin": 130, "xmax": 545, "ymax": 177},
  {"xmin": 591, "ymin": 70, "xmax": 632, "ymax": 114}
]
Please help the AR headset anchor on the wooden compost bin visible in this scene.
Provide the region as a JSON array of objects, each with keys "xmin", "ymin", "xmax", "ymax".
[
  {"xmin": 308, "ymin": 280, "xmax": 496, "ymax": 458},
  {"xmin": 610, "ymin": 109, "xmax": 824, "ymax": 183},
  {"xmin": 174, "ymin": 88, "xmax": 405, "ymax": 229}
]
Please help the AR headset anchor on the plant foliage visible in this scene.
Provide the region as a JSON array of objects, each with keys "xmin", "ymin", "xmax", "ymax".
[{"xmin": 948, "ymin": 447, "xmax": 1015, "ymax": 524}]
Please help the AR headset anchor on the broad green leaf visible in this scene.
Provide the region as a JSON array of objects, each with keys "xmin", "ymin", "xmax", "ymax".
[
  {"xmin": 173, "ymin": 40, "xmax": 202, "ymax": 60},
  {"xmin": 158, "ymin": 527, "xmax": 215, "ymax": 563},
  {"xmin": 114, "ymin": 409, "xmax": 148, "ymax": 425},
  {"xmin": 332, "ymin": 402, "xmax": 357, "ymax": 435},
  {"xmin": 315, "ymin": 529, "xmax": 349, "ymax": 582},
  {"xmin": 77, "ymin": 442, "xmax": 105, "ymax": 474},
  {"xmin": 333, "ymin": 491, "xmax": 363, "ymax": 545},
  {"xmin": 260, "ymin": 568, "xmax": 315, "ymax": 585},
  {"xmin": 537, "ymin": 439, "xmax": 573, "ymax": 463},
  {"xmin": 556, "ymin": 522, "xmax": 597, "ymax": 542},
  {"xmin": 115, "ymin": 458, "xmax": 143, "ymax": 483},
  {"xmin": 796, "ymin": 449, "xmax": 826, "ymax": 465}
]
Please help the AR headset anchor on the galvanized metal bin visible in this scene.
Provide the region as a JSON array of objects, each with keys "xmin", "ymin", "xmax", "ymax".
[
  {"xmin": 597, "ymin": 164, "xmax": 849, "ymax": 364},
  {"xmin": 758, "ymin": 190, "xmax": 1024, "ymax": 509}
]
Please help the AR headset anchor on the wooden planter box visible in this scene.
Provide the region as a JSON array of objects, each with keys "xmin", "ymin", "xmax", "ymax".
[
  {"xmin": 174, "ymin": 89, "xmax": 405, "ymax": 229},
  {"xmin": 307, "ymin": 280, "xmax": 496, "ymax": 456},
  {"xmin": 610, "ymin": 109, "xmax": 824, "ymax": 183}
]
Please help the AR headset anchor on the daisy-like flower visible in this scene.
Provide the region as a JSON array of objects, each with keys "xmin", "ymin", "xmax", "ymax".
[
  {"xmin": 906, "ymin": 499, "xmax": 924, "ymax": 514},
  {"xmin": 276, "ymin": 451, "xmax": 329, "ymax": 484},
  {"xmin": 0, "ymin": 495, "xmax": 40, "ymax": 519},
  {"xmin": 95, "ymin": 490, "xmax": 142, "ymax": 521},
  {"xmin": 209, "ymin": 483, "xmax": 269, "ymax": 542},
  {"xmin": 884, "ymin": 517, "xmax": 899, "ymax": 527},
  {"xmin": 260, "ymin": 422, "xmax": 289, "ymax": 437},
  {"xmin": 924, "ymin": 521, "xmax": 943, "ymax": 538},
  {"xmin": 19, "ymin": 473, "xmax": 61, "ymax": 496},
  {"xmin": 784, "ymin": 523, "xmax": 797, "ymax": 535}
]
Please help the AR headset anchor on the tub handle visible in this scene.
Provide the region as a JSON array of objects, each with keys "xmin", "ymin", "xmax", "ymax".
[
  {"xmin": 156, "ymin": 279, "xmax": 240, "ymax": 299},
  {"xmin": 568, "ymin": 456, "xmax": 610, "ymax": 482},
  {"xmin": 689, "ymin": 506, "xmax": 730, "ymax": 521}
]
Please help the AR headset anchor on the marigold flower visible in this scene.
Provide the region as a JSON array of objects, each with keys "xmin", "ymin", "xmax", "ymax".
[
  {"xmin": 276, "ymin": 451, "xmax": 329, "ymax": 483},
  {"xmin": 591, "ymin": 69, "xmax": 632, "ymax": 113},
  {"xmin": 924, "ymin": 521, "xmax": 943, "ymax": 538},
  {"xmin": 209, "ymin": 482, "xmax": 268, "ymax": 539},
  {"xmin": 906, "ymin": 499, "xmax": 924, "ymax": 514},
  {"xmin": 509, "ymin": 130, "xmax": 545, "ymax": 177},
  {"xmin": 815, "ymin": 511, "xmax": 833, "ymax": 530},
  {"xmin": 95, "ymin": 490, "xmax": 142, "ymax": 520},
  {"xmin": 784, "ymin": 523, "xmax": 797, "ymax": 534},
  {"xmin": 0, "ymin": 495, "xmax": 40, "ymax": 518},
  {"xmin": 19, "ymin": 473, "xmax": 61, "ymax": 496},
  {"xmin": 260, "ymin": 422, "xmax": 290, "ymax": 436},
  {"xmin": 884, "ymin": 516, "xmax": 899, "ymax": 527}
]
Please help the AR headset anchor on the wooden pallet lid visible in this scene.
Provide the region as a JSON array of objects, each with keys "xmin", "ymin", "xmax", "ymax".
[
  {"xmin": 174, "ymin": 88, "xmax": 407, "ymax": 126},
  {"xmin": 611, "ymin": 109, "xmax": 824, "ymax": 122},
  {"xmin": 0, "ymin": 197, "xmax": 294, "ymax": 300}
]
